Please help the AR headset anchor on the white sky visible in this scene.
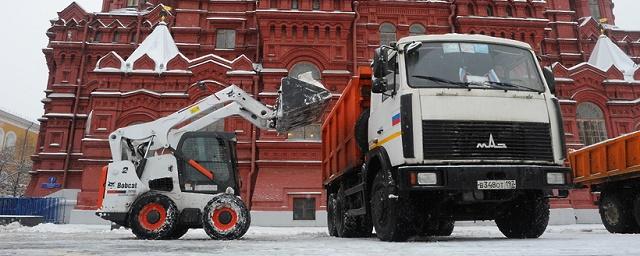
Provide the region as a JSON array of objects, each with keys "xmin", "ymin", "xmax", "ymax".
[{"xmin": 0, "ymin": 0, "xmax": 639, "ymax": 122}]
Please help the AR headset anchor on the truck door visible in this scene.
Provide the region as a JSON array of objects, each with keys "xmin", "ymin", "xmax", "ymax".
[
  {"xmin": 369, "ymin": 54, "xmax": 403, "ymax": 162},
  {"xmin": 175, "ymin": 132, "xmax": 240, "ymax": 194}
]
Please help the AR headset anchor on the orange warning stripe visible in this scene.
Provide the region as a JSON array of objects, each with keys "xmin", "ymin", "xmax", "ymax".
[{"xmin": 188, "ymin": 159, "xmax": 215, "ymax": 180}]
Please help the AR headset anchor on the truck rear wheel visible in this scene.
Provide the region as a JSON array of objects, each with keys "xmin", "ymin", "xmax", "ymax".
[
  {"xmin": 202, "ymin": 194, "xmax": 251, "ymax": 240},
  {"xmin": 335, "ymin": 186, "xmax": 373, "ymax": 237},
  {"xmin": 495, "ymin": 192, "xmax": 549, "ymax": 239},
  {"xmin": 599, "ymin": 191, "xmax": 639, "ymax": 234},
  {"xmin": 370, "ymin": 171, "xmax": 414, "ymax": 241},
  {"xmin": 327, "ymin": 192, "xmax": 338, "ymax": 237},
  {"xmin": 129, "ymin": 192, "xmax": 179, "ymax": 240}
]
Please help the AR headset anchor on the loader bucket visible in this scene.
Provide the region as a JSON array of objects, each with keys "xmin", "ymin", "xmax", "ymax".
[{"xmin": 274, "ymin": 76, "xmax": 332, "ymax": 133}]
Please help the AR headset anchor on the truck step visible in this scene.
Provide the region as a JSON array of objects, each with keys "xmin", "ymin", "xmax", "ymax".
[
  {"xmin": 344, "ymin": 183, "xmax": 364, "ymax": 196},
  {"xmin": 346, "ymin": 207, "xmax": 366, "ymax": 217}
]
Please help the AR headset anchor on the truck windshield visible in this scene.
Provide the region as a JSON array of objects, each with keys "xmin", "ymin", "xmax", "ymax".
[{"xmin": 405, "ymin": 42, "xmax": 544, "ymax": 92}]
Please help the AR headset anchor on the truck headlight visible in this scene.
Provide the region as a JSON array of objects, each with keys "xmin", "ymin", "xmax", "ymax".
[
  {"xmin": 546, "ymin": 172, "xmax": 565, "ymax": 185},
  {"xmin": 417, "ymin": 172, "xmax": 438, "ymax": 185}
]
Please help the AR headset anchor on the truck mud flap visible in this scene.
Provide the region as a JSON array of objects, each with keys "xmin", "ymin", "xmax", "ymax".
[{"xmin": 274, "ymin": 76, "xmax": 332, "ymax": 132}]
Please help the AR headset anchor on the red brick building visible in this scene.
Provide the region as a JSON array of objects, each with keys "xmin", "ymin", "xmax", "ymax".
[{"xmin": 28, "ymin": 0, "xmax": 640, "ymax": 225}]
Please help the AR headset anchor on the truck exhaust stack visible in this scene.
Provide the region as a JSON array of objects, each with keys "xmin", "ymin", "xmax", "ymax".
[{"xmin": 274, "ymin": 75, "xmax": 332, "ymax": 133}]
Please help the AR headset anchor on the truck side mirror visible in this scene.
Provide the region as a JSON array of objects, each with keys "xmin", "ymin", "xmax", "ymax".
[
  {"xmin": 371, "ymin": 78, "xmax": 387, "ymax": 94},
  {"xmin": 373, "ymin": 47, "xmax": 390, "ymax": 79},
  {"xmin": 543, "ymin": 67, "xmax": 556, "ymax": 94}
]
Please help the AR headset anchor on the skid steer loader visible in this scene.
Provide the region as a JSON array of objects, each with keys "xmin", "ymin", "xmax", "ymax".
[{"xmin": 95, "ymin": 74, "xmax": 331, "ymax": 240}]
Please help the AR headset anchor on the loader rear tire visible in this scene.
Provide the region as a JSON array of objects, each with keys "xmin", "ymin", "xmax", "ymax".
[
  {"xmin": 202, "ymin": 194, "xmax": 251, "ymax": 240},
  {"xmin": 355, "ymin": 109, "xmax": 370, "ymax": 153},
  {"xmin": 599, "ymin": 191, "xmax": 640, "ymax": 234},
  {"xmin": 129, "ymin": 192, "xmax": 179, "ymax": 240},
  {"xmin": 496, "ymin": 192, "xmax": 549, "ymax": 239}
]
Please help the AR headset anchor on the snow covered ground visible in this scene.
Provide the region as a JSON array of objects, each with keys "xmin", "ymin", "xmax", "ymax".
[{"xmin": 1, "ymin": 223, "xmax": 639, "ymax": 256}]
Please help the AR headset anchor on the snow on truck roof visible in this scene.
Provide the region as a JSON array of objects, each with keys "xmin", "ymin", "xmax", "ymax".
[{"xmin": 397, "ymin": 34, "xmax": 533, "ymax": 50}]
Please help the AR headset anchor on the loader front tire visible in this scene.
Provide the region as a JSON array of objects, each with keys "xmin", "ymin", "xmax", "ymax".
[
  {"xmin": 129, "ymin": 192, "xmax": 179, "ymax": 240},
  {"xmin": 202, "ymin": 193, "xmax": 251, "ymax": 240}
]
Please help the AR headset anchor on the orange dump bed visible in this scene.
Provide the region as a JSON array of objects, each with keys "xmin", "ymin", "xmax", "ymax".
[
  {"xmin": 569, "ymin": 131, "xmax": 640, "ymax": 186},
  {"xmin": 321, "ymin": 67, "xmax": 371, "ymax": 185}
]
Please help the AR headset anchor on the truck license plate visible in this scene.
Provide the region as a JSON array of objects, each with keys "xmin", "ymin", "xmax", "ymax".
[{"xmin": 477, "ymin": 180, "xmax": 516, "ymax": 190}]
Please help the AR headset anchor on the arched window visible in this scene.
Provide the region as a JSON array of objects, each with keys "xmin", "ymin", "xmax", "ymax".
[
  {"xmin": 486, "ymin": 5, "xmax": 495, "ymax": 16},
  {"xmin": 468, "ymin": 3, "xmax": 476, "ymax": 16},
  {"xmin": 4, "ymin": 132, "xmax": 16, "ymax": 150},
  {"xmin": 409, "ymin": 23, "xmax": 426, "ymax": 36},
  {"xmin": 577, "ymin": 102, "xmax": 608, "ymax": 145},
  {"xmin": 379, "ymin": 23, "xmax": 396, "ymax": 46},
  {"xmin": 127, "ymin": 0, "xmax": 138, "ymax": 8},
  {"xmin": 94, "ymin": 31, "xmax": 102, "ymax": 42},
  {"xmin": 588, "ymin": 0, "xmax": 601, "ymax": 20},
  {"xmin": 506, "ymin": 6, "xmax": 514, "ymax": 17},
  {"xmin": 289, "ymin": 62, "xmax": 321, "ymax": 80},
  {"xmin": 525, "ymin": 6, "xmax": 534, "ymax": 18},
  {"xmin": 287, "ymin": 62, "xmax": 322, "ymax": 141},
  {"xmin": 112, "ymin": 31, "xmax": 120, "ymax": 43},
  {"xmin": 0, "ymin": 129, "xmax": 4, "ymax": 148}
]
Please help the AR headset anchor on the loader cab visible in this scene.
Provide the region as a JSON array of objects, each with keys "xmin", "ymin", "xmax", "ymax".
[{"xmin": 175, "ymin": 132, "xmax": 240, "ymax": 195}]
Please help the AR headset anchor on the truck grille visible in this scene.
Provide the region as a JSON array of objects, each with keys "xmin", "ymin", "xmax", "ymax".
[{"xmin": 422, "ymin": 120, "xmax": 553, "ymax": 161}]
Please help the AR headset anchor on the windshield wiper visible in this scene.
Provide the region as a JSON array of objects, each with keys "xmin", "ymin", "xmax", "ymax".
[
  {"xmin": 412, "ymin": 75, "xmax": 469, "ymax": 88},
  {"xmin": 482, "ymin": 81, "xmax": 539, "ymax": 92}
]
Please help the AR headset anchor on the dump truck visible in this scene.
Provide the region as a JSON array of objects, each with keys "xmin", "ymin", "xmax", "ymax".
[
  {"xmin": 322, "ymin": 34, "xmax": 572, "ymax": 241},
  {"xmin": 569, "ymin": 131, "xmax": 640, "ymax": 234}
]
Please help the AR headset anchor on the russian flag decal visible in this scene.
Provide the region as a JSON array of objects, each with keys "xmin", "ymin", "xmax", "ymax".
[{"xmin": 392, "ymin": 113, "xmax": 401, "ymax": 126}]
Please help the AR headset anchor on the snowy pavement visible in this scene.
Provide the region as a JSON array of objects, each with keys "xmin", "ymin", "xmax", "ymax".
[{"xmin": 1, "ymin": 223, "xmax": 639, "ymax": 256}]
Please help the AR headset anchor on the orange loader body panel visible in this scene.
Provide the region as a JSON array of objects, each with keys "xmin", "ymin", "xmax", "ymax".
[
  {"xmin": 321, "ymin": 67, "xmax": 372, "ymax": 185},
  {"xmin": 569, "ymin": 130, "xmax": 640, "ymax": 186}
]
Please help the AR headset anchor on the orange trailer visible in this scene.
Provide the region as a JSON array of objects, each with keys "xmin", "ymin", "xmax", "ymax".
[
  {"xmin": 321, "ymin": 67, "xmax": 371, "ymax": 186},
  {"xmin": 569, "ymin": 131, "xmax": 640, "ymax": 234}
]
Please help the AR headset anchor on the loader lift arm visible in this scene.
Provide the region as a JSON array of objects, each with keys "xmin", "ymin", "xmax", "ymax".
[{"xmin": 108, "ymin": 84, "xmax": 276, "ymax": 162}]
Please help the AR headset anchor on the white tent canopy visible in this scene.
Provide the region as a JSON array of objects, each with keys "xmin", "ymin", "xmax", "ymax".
[
  {"xmin": 588, "ymin": 35, "xmax": 638, "ymax": 81},
  {"xmin": 124, "ymin": 21, "xmax": 180, "ymax": 73}
]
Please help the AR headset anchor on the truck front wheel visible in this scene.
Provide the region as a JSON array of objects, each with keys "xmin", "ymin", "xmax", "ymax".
[
  {"xmin": 370, "ymin": 171, "xmax": 414, "ymax": 241},
  {"xmin": 495, "ymin": 192, "xmax": 549, "ymax": 239},
  {"xmin": 599, "ymin": 191, "xmax": 639, "ymax": 234}
]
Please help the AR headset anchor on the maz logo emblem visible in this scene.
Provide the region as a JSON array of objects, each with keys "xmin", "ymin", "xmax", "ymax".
[{"xmin": 476, "ymin": 134, "xmax": 507, "ymax": 149}]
